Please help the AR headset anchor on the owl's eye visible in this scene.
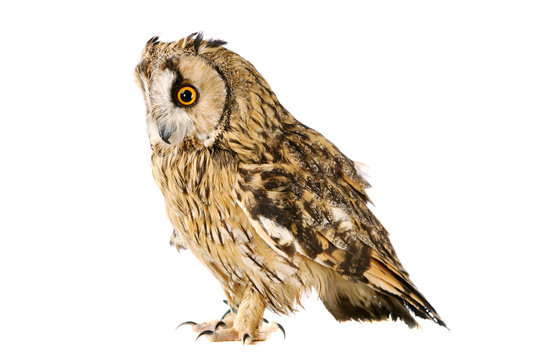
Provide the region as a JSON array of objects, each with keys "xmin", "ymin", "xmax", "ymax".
[{"xmin": 176, "ymin": 85, "xmax": 198, "ymax": 106}]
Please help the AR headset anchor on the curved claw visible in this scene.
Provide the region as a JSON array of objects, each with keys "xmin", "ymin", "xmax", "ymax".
[
  {"xmin": 175, "ymin": 321, "xmax": 197, "ymax": 330},
  {"xmin": 242, "ymin": 333, "xmax": 251, "ymax": 345},
  {"xmin": 262, "ymin": 318, "xmax": 268, "ymax": 323},
  {"xmin": 276, "ymin": 322, "xmax": 286, "ymax": 339},
  {"xmin": 220, "ymin": 309, "xmax": 231, "ymax": 319},
  {"xmin": 222, "ymin": 299, "xmax": 238, "ymax": 314},
  {"xmin": 214, "ymin": 321, "xmax": 226, "ymax": 330},
  {"xmin": 196, "ymin": 329, "xmax": 215, "ymax": 341}
]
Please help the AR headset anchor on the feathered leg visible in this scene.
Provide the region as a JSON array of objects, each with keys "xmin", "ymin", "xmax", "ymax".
[{"xmin": 232, "ymin": 288, "xmax": 265, "ymax": 343}]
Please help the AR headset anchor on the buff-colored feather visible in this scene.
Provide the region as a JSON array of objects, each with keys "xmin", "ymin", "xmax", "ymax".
[{"xmin": 135, "ymin": 33, "xmax": 446, "ymax": 341}]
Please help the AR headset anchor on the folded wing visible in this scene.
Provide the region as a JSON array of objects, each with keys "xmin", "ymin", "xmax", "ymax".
[{"xmin": 234, "ymin": 122, "xmax": 446, "ymax": 327}]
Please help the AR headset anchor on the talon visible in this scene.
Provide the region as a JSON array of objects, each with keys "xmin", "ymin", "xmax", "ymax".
[
  {"xmin": 277, "ymin": 323, "xmax": 286, "ymax": 339},
  {"xmin": 220, "ymin": 309, "xmax": 231, "ymax": 319},
  {"xmin": 242, "ymin": 333, "xmax": 251, "ymax": 345},
  {"xmin": 176, "ymin": 321, "xmax": 197, "ymax": 330},
  {"xmin": 196, "ymin": 329, "xmax": 214, "ymax": 341},
  {"xmin": 221, "ymin": 299, "xmax": 237, "ymax": 314},
  {"xmin": 214, "ymin": 321, "xmax": 226, "ymax": 330},
  {"xmin": 262, "ymin": 318, "xmax": 268, "ymax": 323}
]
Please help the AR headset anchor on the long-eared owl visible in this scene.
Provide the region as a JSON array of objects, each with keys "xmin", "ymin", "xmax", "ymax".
[{"xmin": 135, "ymin": 33, "xmax": 445, "ymax": 343}]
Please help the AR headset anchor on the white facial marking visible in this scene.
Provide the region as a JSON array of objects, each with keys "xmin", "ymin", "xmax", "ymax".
[{"xmin": 148, "ymin": 68, "xmax": 196, "ymax": 145}]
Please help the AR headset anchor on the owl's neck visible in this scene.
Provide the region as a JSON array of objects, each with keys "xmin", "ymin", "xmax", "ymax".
[
  {"xmin": 151, "ymin": 145, "xmax": 237, "ymax": 205},
  {"xmin": 219, "ymin": 106, "xmax": 295, "ymax": 164}
]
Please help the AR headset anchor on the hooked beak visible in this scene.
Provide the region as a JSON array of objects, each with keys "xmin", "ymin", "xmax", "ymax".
[{"xmin": 158, "ymin": 123, "xmax": 176, "ymax": 144}]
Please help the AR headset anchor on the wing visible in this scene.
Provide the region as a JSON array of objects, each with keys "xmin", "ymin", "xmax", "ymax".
[{"xmin": 235, "ymin": 121, "xmax": 445, "ymax": 327}]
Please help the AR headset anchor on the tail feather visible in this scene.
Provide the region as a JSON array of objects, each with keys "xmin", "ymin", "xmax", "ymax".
[
  {"xmin": 309, "ymin": 252, "xmax": 446, "ymax": 328},
  {"xmin": 322, "ymin": 289, "xmax": 421, "ymax": 328},
  {"xmin": 363, "ymin": 254, "xmax": 447, "ymax": 328}
]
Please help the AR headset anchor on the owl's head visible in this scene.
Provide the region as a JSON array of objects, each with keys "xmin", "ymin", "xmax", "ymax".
[
  {"xmin": 135, "ymin": 33, "xmax": 282, "ymax": 151},
  {"xmin": 135, "ymin": 33, "xmax": 230, "ymax": 147}
]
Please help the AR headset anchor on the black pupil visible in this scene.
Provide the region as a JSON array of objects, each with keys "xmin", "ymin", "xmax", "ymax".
[{"xmin": 180, "ymin": 89, "xmax": 193, "ymax": 103}]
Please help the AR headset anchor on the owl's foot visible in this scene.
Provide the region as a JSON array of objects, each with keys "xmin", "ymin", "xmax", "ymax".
[
  {"xmin": 178, "ymin": 293, "xmax": 285, "ymax": 343},
  {"xmin": 194, "ymin": 320, "xmax": 284, "ymax": 344},
  {"xmin": 178, "ymin": 313, "xmax": 285, "ymax": 344}
]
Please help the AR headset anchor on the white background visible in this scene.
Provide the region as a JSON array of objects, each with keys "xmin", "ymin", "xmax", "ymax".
[{"xmin": 1, "ymin": 1, "xmax": 539, "ymax": 359}]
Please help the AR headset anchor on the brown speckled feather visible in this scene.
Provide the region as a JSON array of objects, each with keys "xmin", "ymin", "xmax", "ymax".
[
  {"xmin": 234, "ymin": 120, "xmax": 445, "ymax": 327},
  {"xmin": 135, "ymin": 33, "xmax": 446, "ymax": 340}
]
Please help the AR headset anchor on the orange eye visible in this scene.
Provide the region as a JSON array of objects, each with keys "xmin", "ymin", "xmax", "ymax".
[{"xmin": 176, "ymin": 85, "xmax": 198, "ymax": 106}]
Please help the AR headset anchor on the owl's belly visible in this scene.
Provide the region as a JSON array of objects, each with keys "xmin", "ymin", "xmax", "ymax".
[
  {"xmin": 166, "ymin": 199, "xmax": 305, "ymax": 313},
  {"xmin": 152, "ymin": 147, "xmax": 307, "ymax": 313}
]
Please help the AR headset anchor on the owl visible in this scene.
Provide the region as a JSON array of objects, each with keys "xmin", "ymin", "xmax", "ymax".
[{"xmin": 135, "ymin": 33, "xmax": 446, "ymax": 343}]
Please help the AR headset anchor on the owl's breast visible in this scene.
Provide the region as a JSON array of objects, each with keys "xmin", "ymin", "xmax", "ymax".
[
  {"xmin": 151, "ymin": 145, "xmax": 239, "ymax": 242},
  {"xmin": 150, "ymin": 146, "xmax": 305, "ymax": 312}
]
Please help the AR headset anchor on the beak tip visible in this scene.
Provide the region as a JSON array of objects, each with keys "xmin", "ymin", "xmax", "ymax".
[{"xmin": 158, "ymin": 124, "xmax": 174, "ymax": 144}]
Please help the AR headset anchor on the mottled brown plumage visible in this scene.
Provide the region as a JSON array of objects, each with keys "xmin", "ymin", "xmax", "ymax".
[{"xmin": 135, "ymin": 33, "xmax": 445, "ymax": 342}]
